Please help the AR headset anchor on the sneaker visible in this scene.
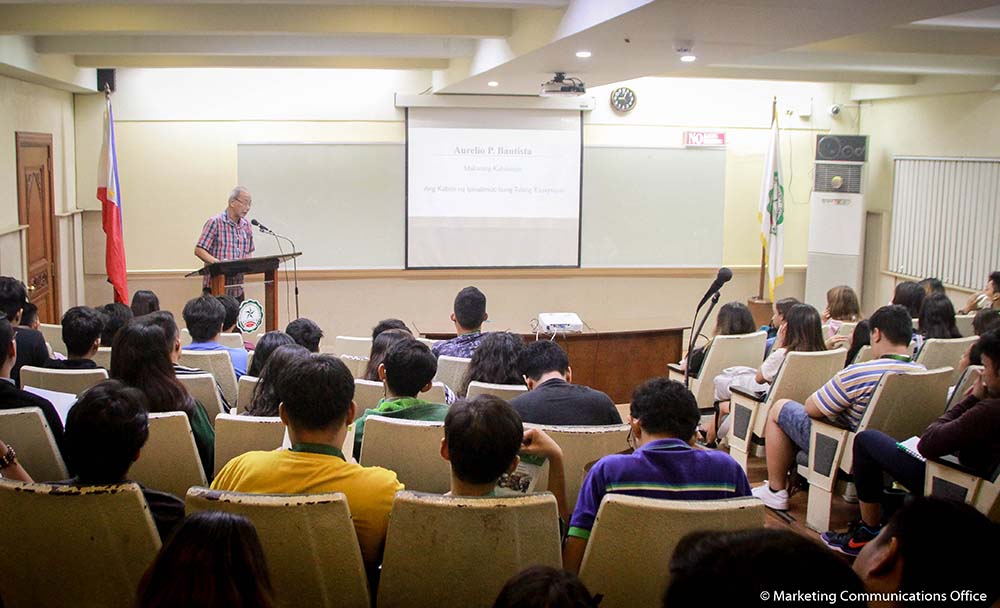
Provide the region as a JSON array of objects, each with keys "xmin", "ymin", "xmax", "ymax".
[
  {"xmin": 821, "ymin": 523, "xmax": 881, "ymax": 556},
  {"xmin": 751, "ymin": 482, "xmax": 789, "ymax": 510}
]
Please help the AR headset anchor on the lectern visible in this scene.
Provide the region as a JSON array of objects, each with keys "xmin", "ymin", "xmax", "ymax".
[{"xmin": 186, "ymin": 253, "xmax": 301, "ymax": 332}]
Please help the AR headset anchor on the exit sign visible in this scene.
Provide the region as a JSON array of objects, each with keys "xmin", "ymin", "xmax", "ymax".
[{"xmin": 684, "ymin": 131, "xmax": 726, "ymax": 147}]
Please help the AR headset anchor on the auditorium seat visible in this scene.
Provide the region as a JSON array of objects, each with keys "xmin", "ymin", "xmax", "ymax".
[
  {"xmin": 615, "ymin": 403, "xmax": 630, "ymax": 423},
  {"xmin": 217, "ymin": 332, "xmax": 245, "ymax": 349},
  {"xmin": 178, "ymin": 350, "xmax": 238, "ymax": 407},
  {"xmin": 353, "ymin": 379, "xmax": 385, "ymax": 412},
  {"xmin": 955, "ymin": 313, "xmax": 976, "ymax": 338},
  {"xmin": 19, "ymin": 365, "xmax": 108, "ymax": 397},
  {"xmin": 915, "ymin": 336, "xmax": 978, "ymax": 384},
  {"xmin": 235, "ymin": 375, "xmax": 259, "ymax": 414},
  {"xmin": 186, "ymin": 487, "xmax": 370, "ymax": 608},
  {"xmin": 924, "ymin": 458, "xmax": 1000, "ymax": 521},
  {"xmin": 37, "ymin": 322, "xmax": 68, "ymax": 357},
  {"xmin": 728, "ymin": 349, "xmax": 846, "ymax": 472},
  {"xmin": 359, "ymin": 416, "xmax": 450, "ymax": 493},
  {"xmin": 434, "ymin": 355, "xmax": 471, "ymax": 393},
  {"xmin": 0, "ymin": 479, "xmax": 161, "ymax": 608},
  {"xmin": 801, "ymin": 367, "xmax": 952, "ymax": 531},
  {"xmin": 947, "ymin": 365, "xmax": 983, "ymax": 411},
  {"xmin": 667, "ymin": 331, "xmax": 767, "ymax": 415},
  {"xmin": 92, "ymin": 346, "xmax": 113, "ymax": 369},
  {"xmin": 127, "ymin": 411, "xmax": 207, "ymax": 498},
  {"xmin": 177, "ymin": 373, "xmax": 228, "ymax": 420},
  {"xmin": 0, "ymin": 407, "xmax": 68, "ymax": 482},
  {"xmin": 332, "ymin": 335, "xmax": 372, "ymax": 358},
  {"xmin": 578, "ymin": 495, "xmax": 764, "ymax": 608},
  {"xmin": 213, "ymin": 413, "xmax": 284, "ymax": 476},
  {"xmin": 377, "ymin": 491, "xmax": 561, "ymax": 608},
  {"xmin": 339, "ymin": 354, "xmax": 368, "ymax": 379},
  {"xmin": 466, "ymin": 380, "xmax": 527, "ymax": 401}
]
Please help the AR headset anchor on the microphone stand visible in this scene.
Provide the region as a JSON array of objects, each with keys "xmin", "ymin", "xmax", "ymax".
[
  {"xmin": 685, "ymin": 291, "xmax": 721, "ymax": 390},
  {"xmin": 256, "ymin": 225, "xmax": 300, "ymax": 320}
]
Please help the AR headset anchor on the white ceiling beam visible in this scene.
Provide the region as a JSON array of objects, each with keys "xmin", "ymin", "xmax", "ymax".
[
  {"xmin": 851, "ymin": 74, "xmax": 1000, "ymax": 100},
  {"xmin": 728, "ymin": 51, "xmax": 1000, "ymax": 77},
  {"xmin": 73, "ymin": 54, "xmax": 449, "ymax": 69},
  {"xmin": 799, "ymin": 28, "xmax": 1000, "ymax": 56},
  {"xmin": 661, "ymin": 66, "xmax": 917, "ymax": 86},
  {"xmin": 0, "ymin": 35, "xmax": 95, "ymax": 92}
]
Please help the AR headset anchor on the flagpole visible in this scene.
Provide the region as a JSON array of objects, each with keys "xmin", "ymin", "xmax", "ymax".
[{"xmin": 756, "ymin": 96, "xmax": 777, "ymax": 301}]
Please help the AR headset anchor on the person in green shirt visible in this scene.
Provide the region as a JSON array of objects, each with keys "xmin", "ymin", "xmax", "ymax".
[{"xmin": 353, "ymin": 338, "xmax": 448, "ymax": 459}]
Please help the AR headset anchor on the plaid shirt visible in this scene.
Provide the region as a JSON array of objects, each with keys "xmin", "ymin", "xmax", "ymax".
[{"xmin": 196, "ymin": 211, "xmax": 255, "ymax": 288}]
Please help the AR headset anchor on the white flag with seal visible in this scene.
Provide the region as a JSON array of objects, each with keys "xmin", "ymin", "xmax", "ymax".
[{"xmin": 758, "ymin": 117, "xmax": 785, "ymax": 300}]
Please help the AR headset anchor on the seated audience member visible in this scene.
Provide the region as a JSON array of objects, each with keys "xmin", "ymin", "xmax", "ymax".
[
  {"xmin": 918, "ymin": 292, "xmax": 962, "ymax": 343},
  {"xmin": 823, "ymin": 328, "xmax": 1000, "ymax": 555},
  {"xmin": 457, "ymin": 331, "xmax": 525, "ymax": 396},
  {"xmin": 285, "ymin": 317, "xmax": 323, "ymax": 353},
  {"xmin": 113, "ymin": 320, "xmax": 215, "ymax": 477},
  {"xmin": 353, "ymin": 338, "xmax": 448, "ymax": 459},
  {"xmin": 492, "ymin": 566, "xmax": 599, "ymax": 608},
  {"xmin": 891, "ymin": 280, "xmax": 925, "ymax": 319},
  {"xmin": 663, "ymin": 529, "xmax": 867, "ymax": 607},
  {"xmin": 182, "ymin": 295, "xmax": 248, "ymax": 378},
  {"xmin": 919, "ymin": 277, "xmax": 946, "ymax": 297},
  {"xmin": 99, "ymin": 301, "xmax": 133, "ymax": 347},
  {"xmin": 844, "ymin": 319, "xmax": 871, "ymax": 367},
  {"xmin": 0, "ymin": 277, "xmax": 49, "ymax": 385},
  {"xmin": 364, "ymin": 328, "xmax": 412, "ymax": 381},
  {"xmin": 851, "ymin": 498, "xmax": 998, "ymax": 606},
  {"xmin": 432, "ymin": 286, "xmax": 490, "ymax": 358},
  {"xmin": 707, "ymin": 304, "xmax": 826, "ymax": 444},
  {"xmin": 372, "ymin": 318, "xmax": 410, "ymax": 340},
  {"xmin": 246, "ymin": 331, "xmax": 295, "ymax": 378},
  {"xmin": 959, "ymin": 270, "xmax": 1000, "ymax": 314},
  {"xmin": 212, "ymin": 354, "xmax": 404, "ymax": 571},
  {"xmin": 0, "ymin": 318, "xmax": 64, "ymax": 455},
  {"xmin": 19, "ymin": 302, "xmax": 39, "ymax": 330},
  {"xmin": 141, "ymin": 311, "xmax": 230, "ymax": 411},
  {"xmin": 442, "ymin": 395, "xmax": 569, "ymax": 520},
  {"xmin": 136, "ymin": 511, "xmax": 275, "ymax": 608},
  {"xmin": 678, "ymin": 301, "xmax": 757, "ymax": 376},
  {"xmin": 0, "ymin": 438, "xmax": 33, "ymax": 482},
  {"xmin": 973, "ymin": 308, "xmax": 1000, "ymax": 336},
  {"xmin": 760, "ymin": 297, "xmax": 798, "ymax": 356},
  {"xmin": 510, "ymin": 341, "xmax": 619, "ymax": 426},
  {"xmin": 60, "ymin": 380, "xmax": 184, "ymax": 540},
  {"xmin": 752, "ymin": 306, "xmax": 924, "ymax": 510},
  {"xmin": 44, "ymin": 306, "xmax": 105, "ymax": 369},
  {"xmin": 130, "ymin": 289, "xmax": 160, "ymax": 317},
  {"xmin": 823, "ymin": 285, "xmax": 862, "ymax": 348},
  {"xmin": 246, "ymin": 344, "xmax": 310, "ymax": 417},
  {"xmin": 563, "ymin": 378, "xmax": 751, "ymax": 573}
]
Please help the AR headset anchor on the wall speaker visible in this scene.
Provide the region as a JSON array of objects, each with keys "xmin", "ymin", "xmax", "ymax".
[
  {"xmin": 97, "ymin": 69, "xmax": 116, "ymax": 93},
  {"xmin": 815, "ymin": 134, "xmax": 868, "ymax": 162}
]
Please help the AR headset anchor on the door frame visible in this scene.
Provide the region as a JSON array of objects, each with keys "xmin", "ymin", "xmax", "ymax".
[{"xmin": 15, "ymin": 131, "xmax": 60, "ymax": 321}]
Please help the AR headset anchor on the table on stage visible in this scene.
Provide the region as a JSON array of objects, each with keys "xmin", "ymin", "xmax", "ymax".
[{"xmin": 417, "ymin": 319, "xmax": 685, "ymax": 404}]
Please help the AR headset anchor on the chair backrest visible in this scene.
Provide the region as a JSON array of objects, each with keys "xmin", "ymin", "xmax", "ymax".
[
  {"xmin": 434, "ymin": 355, "xmax": 471, "ymax": 391},
  {"xmin": 466, "ymin": 380, "xmax": 528, "ymax": 401},
  {"xmin": 915, "ymin": 336, "xmax": 978, "ymax": 384},
  {"xmin": 416, "ymin": 337, "xmax": 437, "ymax": 349},
  {"xmin": 37, "ymin": 323, "xmax": 68, "ymax": 356},
  {"xmin": 424, "ymin": 382, "xmax": 447, "ymax": 404},
  {"xmin": 377, "ymin": 491, "xmax": 561, "ymax": 608},
  {"xmin": 186, "ymin": 487, "xmax": 369, "ymax": 608},
  {"xmin": 19, "ymin": 365, "xmax": 109, "ymax": 397},
  {"xmin": 176, "ymin": 373, "xmax": 227, "ymax": 419},
  {"xmin": 690, "ymin": 331, "xmax": 767, "ymax": 408},
  {"xmin": 333, "ymin": 336, "xmax": 373, "ymax": 357},
  {"xmin": 179, "ymin": 327, "xmax": 193, "ymax": 346},
  {"xmin": 579, "ymin": 495, "xmax": 765, "ymax": 608},
  {"xmin": 217, "ymin": 332, "xmax": 244, "ymax": 349},
  {"xmin": 178, "ymin": 350, "xmax": 238, "ymax": 407},
  {"xmin": 127, "ymin": 411, "xmax": 207, "ymax": 498},
  {"xmin": 0, "ymin": 480, "xmax": 160, "ymax": 608},
  {"xmin": 852, "ymin": 344, "xmax": 873, "ymax": 364},
  {"xmin": 359, "ymin": 416, "xmax": 451, "ymax": 493},
  {"xmin": 354, "ymin": 378, "xmax": 386, "ymax": 412},
  {"xmin": 947, "ymin": 365, "xmax": 984, "ymax": 411},
  {"xmin": 835, "ymin": 321, "xmax": 858, "ymax": 337},
  {"xmin": 524, "ymin": 423, "xmax": 631, "ymax": 512},
  {"xmin": 92, "ymin": 346, "xmax": 113, "ymax": 369},
  {"xmin": 615, "ymin": 403, "xmax": 630, "ymax": 423},
  {"xmin": 236, "ymin": 375, "xmax": 259, "ymax": 414},
  {"xmin": 0, "ymin": 407, "xmax": 68, "ymax": 482},
  {"xmin": 340, "ymin": 354, "xmax": 369, "ymax": 379},
  {"xmin": 955, "ymin": 314, "xmax": 976, "ymax": 338},
  {"xmin": 213, "ymin": 413, "xmax": 285, "ymax": 477}
]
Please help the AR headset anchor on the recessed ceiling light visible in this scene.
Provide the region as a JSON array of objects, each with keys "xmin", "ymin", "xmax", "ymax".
[
  {"xmin": 487, "ymin": 81, "xmax": 499, "ymax": 87},
  {"xmin": 576, "ymin": 50, "xmax": 592, "ymax": 58},
  {"xmin": 680, "ymin": 54, "xmax": 697, "ymax": 63}
]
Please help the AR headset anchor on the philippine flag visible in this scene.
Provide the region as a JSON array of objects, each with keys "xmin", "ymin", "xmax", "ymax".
[{"xmin": 97, "ymin": 92, "xmax": 129, "ymax": 304}]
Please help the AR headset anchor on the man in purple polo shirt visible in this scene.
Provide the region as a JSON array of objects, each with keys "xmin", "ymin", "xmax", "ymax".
[
  {"xmin": 194, "ymin": 186, "xmax": 255, "ymax": 299},
  {"xmin": 563, "ymin": 377, "xmax": 751, "ymax": 573}
]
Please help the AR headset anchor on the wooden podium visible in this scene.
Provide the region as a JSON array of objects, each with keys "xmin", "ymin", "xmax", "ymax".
[{"xmin": 186, "ymin": 253, "xmax": 301, "ymax": 332}]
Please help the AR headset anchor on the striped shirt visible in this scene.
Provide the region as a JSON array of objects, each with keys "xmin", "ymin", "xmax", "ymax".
[
  {"xmin": 567, "ymin": 438, "xmax": 751, "ymax": 539},
  {"xmin": 196, "ymin": 211, "xmax": 254, "ymax": 287},
  {"xmin": 813, "ymin": 357, "xmax": 925, "ymax": 430}
]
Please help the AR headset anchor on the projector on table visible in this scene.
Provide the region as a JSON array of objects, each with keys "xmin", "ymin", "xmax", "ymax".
[{"xmin": 538, "ymin": 312, "xmax": 584, "ymax": 333}]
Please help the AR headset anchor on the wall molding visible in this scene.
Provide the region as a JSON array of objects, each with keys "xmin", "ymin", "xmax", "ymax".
[{"xmin": 0, "ymin": 224, "xmax": 28, "ymax": 237}]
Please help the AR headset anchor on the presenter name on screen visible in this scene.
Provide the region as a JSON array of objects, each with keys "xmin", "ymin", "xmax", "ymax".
[{"xmin": 453, "ymin": 146, "xmax": 534, "ymax": 156}]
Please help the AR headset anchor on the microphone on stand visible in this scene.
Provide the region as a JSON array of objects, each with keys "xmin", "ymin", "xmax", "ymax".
[
  {"xmin": 685, "ymin": 267, "xmax": 733, "ymax": 389},
  {"xmin": 695, "ymin": 267, "xmax": 733, "ymax": 310},
  {"xmin": 250, "ymin": 217, "xmax": 300, "ymax": 320},
  {"xmin": 250, "ymin": 218, "xmax": 273, "ymax": 233}
]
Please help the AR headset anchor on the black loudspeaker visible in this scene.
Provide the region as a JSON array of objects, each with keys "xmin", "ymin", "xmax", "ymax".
[
  {"xmin": 97, "ymin": 69, "xmax": 116, "ymax": 93},
  {"xmin": 815, "ymin": 134, "xmax": 868, "ymax": 162}
]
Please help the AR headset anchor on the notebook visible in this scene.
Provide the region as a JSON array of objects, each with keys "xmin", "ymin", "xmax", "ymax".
[{"xmin": 896, "ymin": 436, "xmax": 926, "ymax": 462}]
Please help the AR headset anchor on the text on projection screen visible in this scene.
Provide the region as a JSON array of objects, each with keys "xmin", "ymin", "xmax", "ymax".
[{"xmin": 407, "ymin": 108, "xmax": 581, "ymax": 268}]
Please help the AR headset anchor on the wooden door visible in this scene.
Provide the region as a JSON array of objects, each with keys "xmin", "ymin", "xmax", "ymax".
[{"xmin": 16, "ymin": 133, "xmax": 59, "ymax": 324}]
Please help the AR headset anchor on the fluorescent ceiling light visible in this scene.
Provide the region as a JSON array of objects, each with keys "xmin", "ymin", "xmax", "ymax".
[{"xmin": 575, "ymin": 50, "xmax": 592, "ymax": 58}]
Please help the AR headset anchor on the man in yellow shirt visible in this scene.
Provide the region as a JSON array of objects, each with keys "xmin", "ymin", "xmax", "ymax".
[{"xmin": 212, "ymin": 354, "xmax": 403, "ymax": 571}]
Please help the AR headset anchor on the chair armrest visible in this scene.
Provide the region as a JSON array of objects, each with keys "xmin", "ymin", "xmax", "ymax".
[
  {"xmin": 730, "ymin": 386, "xmax": 766, "ymax": 403},
  {"xmin": 667, "ymin": 363, "xmax": 686, "ymax": 382},
  {"xmin": 805, "ymin": 419, "xmax": 850, "ymax": 490},
  {"xmin": 928, "ymin": 454, "xmax": 981, "ymax": 477}
]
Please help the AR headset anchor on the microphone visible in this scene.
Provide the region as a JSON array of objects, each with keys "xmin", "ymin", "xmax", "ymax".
[
  {"xmin": 696, "ymin": 267, "xmax": 733, "ymax": 310},
  {"xmin": 251, "ymin": 218, "xmax": 272, "ymax": 233}
]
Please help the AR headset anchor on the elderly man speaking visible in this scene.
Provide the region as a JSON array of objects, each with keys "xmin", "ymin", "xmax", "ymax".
[{"xmin": 194, "ymin": 186, "xmax": 255, "ymax": 299}]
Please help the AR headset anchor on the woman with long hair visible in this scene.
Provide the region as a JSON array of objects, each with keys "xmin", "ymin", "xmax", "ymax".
[
  {"xmin": 246, "ymin": 331, "xmax": 296, "ymax": 378},
  {"xmin": 919, "ymin": 293, "xmax": 962, "ymax": 340},
  {"xmin": 892, "ymin": 281, "xmax": 925, "ymax": 319},
  {"xmin": 136, "ymin": 511, "xmax": 275, "ymax": 608},
  {"xmin": 111, "ymin": 320, "xmax": 215, "ymax": 476},
  {"xmin": 707, "ymin": 304, "xmax": 826, "ymax": 445},
  {"xmin": 457, "ymin": 331, "xmax": 525, "ymax": 396},
  {"xmin": 130, "ymin": 290, "xmax": 160, "ymax": 317},
  {"xmin": 246, "ymin": 344, "xmax": 310, "ymax": 417},
  {"xmin": 680, "ymin": 301, "xmax": 757, "ymax": 377},
  {"xmin": 363, "ymin": 328, "xmax": 413, "ymax": 382}
]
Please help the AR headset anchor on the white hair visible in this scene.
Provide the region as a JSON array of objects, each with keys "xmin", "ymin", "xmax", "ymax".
[{"xmin": 228, "ymin": 186, "xmax": 250, "ymax": 203}]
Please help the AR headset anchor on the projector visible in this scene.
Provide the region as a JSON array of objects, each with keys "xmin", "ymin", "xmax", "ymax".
[
  {"xmin": 538, "ymin": 312, "xmax": 584, "ymax": 333},
  {"xmin": 540, "ymin": 72, "xmax": 586, "ymax": 97}
]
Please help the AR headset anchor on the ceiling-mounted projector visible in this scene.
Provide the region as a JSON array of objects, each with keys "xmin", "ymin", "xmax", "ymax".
[{"xmin": 540, "ymin": 72, "xmax": 586, "ymax": 97}]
